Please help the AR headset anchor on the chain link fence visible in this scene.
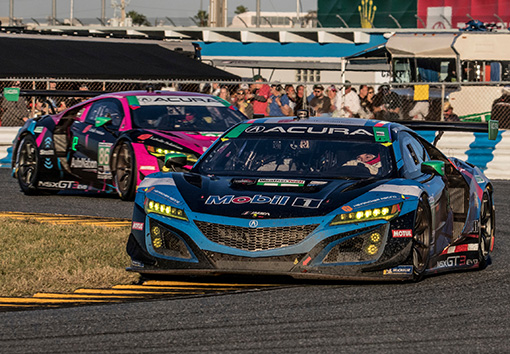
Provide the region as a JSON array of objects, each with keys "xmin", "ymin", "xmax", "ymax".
[{"xmin": 1, "ymin": 78, "xmax": 509, "ymax": 128}]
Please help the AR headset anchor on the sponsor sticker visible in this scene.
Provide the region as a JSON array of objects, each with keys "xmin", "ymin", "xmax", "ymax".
[
  {"xmin": 71, "ymin": 157, "xmax": 98, "ymax": 169},
  {"xmin": 257, "ymin": 179, "xmax": 305, "ymax": 187},
  {"xmin": 243, "ymin": 125, "xmax": 373, "ymax": 136},
  {"xmin": 3, "ymin": 87, "xmax": 20, "ymax": 101},
  {"xmin": 136, "ymin": 96, "xmax": 224, "ymax": 107},
  {"xmin": 242, "ymin": 211, "xmax": 271, "ymax": 218},
  {"xmin": 206, "ymin": 195, "xmax": 290, "ymax": 205},
  {"xmin": 292, "ymin": 197, "xmax": 323, "ymax": 209},
  {"xmin": 40, "ymin": 149, "xmax": 54, "ymax": 156},
  {"xmin": 132, "ymin": 222, "xmax": 144, "ymax": 231},
  {"xmin": 383, "ymin": 266, "xmax": 413, "ymax": 275},
  {"xmin": 373, "ymin": 126, "xmax": 391, "ymax": 143},
  {"xmin": 392, "ymin": 229, "xmax": 413, "ymax": 238},
  {"xmin": 309, "ymin": 181, "xmax": 328, "ymax": 186},
  {"xmin": 138, "ymin": 134, "xmax": 153, "ymax": 140},
  {"xmin": 97, "ymin": 142, "xmax": 113, "ymax": 179}
]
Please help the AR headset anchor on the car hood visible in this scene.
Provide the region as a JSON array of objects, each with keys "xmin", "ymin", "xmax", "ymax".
[
  {"xmin": 172, "ymin": 174, "xmax": 389, "ymax": 218},
  {"xmin": 135, "ymin": 129, "xmax": 220, "ymax": 155}
]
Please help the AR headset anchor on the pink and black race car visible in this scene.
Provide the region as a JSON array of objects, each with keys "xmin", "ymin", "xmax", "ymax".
[{"xmin": 12, "ymin": 90, "xmax": 247, "ymax": 200}]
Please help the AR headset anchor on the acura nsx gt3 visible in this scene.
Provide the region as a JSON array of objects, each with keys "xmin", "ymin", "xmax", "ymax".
[
  {"xmin": 127, "ymin": 117, "xmax": 497, "ymax": 281},
  {"xmin": 12, "ymin": 90, "xmax": 246, "ymax": 200}
]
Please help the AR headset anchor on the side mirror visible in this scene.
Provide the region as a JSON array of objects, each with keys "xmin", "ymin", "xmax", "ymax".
[
  {"xmin": 421, "ymin": 160, "xmax": 445, "ymax": 177},
  {"xmin": 95, "ymin": 116, "xmax": 112, "ymax": 128},
  {"xmin": 164, "ymin": 153, "xmax": 187, "ymax": 171}
]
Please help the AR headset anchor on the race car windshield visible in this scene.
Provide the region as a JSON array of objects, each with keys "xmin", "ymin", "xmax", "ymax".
[
  {"xmin": 196, "ymin": 138, "xmax": 395, "ymax": 179},
  {"xmin": 131, "ymin": 104, "xmax": 246, "ymax": 132}
]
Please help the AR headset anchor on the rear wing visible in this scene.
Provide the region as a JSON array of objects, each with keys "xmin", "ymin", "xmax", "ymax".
[{"xmin": 399, "ymin": 120, "xmax": 499, "ymax": 144}]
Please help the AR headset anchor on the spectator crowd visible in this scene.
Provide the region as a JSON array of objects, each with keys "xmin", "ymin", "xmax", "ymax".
[
  {"xmin": 205, "ymin": 76, "xmax": 466, "ymax": 123},
  {"xmin": 1, "ymin": 77, "xmax": 486, "ymax": 126}
]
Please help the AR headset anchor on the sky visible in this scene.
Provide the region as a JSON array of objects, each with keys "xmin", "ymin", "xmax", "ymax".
[{"xmin": 0, "ymin": 0, "xmax": 317, "ymax": 22}]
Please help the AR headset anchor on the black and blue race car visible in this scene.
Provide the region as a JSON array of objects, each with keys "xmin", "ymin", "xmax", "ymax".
[{"xmin": 126, "ymin": 116, "xmax": 498, "ymax": 281}]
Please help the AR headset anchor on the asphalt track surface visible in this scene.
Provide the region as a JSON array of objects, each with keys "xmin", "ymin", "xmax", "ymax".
[{"xmin": 1, "ymin": 168, "xmax": 509, "ymax": 353}]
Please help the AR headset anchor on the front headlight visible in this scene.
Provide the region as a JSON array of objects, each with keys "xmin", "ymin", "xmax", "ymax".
[
  {"xmin": 330, "ymin": 203, "xmax": 401, "ymax": 226},
  {"xmin": 145, "ymin": 198, "xmax": 188, "ymax": 221},
  {"xmin": 146, "ymin": 145, "xmax": 198, "ymax": 165}
]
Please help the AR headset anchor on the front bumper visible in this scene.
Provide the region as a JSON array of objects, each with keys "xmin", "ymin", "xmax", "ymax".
[{"xmin": 127, "ymin": 212, "xmax": 416, "ymax": 281}]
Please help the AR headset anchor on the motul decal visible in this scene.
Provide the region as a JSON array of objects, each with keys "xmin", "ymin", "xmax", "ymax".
[
  {"xmin": 392, "ymin": 229, "xmax": 413, "ymax": 238},
  {"xmin": 132, "ymin": 222, "xmax": 144, "ymax": 231}
]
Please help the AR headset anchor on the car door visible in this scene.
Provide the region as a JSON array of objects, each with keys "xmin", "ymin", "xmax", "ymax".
[
  {"xmin": 68, "ymin": 98, "xmax": 125, "ymax": 185},
  {"xmin": 399, "ymin": 131, "xmax": 453, "ymax": 252}
]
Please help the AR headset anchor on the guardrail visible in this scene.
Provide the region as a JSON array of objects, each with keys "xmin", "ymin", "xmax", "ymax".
[{"xmin": 0, "ymin": 127, "xmax": 508, "ymax": 179}]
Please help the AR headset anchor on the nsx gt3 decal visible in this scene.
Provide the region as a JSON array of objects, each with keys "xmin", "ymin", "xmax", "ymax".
[
  {"xmin": 38, "ymin": 181, "xmax": 88, "ymax": 189},
  {"xmin": 135, "ymin": 96, "xmax": 224, "ymax": 107},
  {"xmin": 435, "ymin": 255, "xmax": 479, "ymax": 269}
]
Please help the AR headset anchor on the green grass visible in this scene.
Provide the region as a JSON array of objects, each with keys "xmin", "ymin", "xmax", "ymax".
[{"xmin": 0, "ymin": 218, "xmax": 139, "ymax": 297}]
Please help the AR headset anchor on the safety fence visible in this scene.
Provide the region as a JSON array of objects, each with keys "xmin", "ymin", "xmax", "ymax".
[
  {"xmin": 0, "ymin": 78, "xmax": 508, "ymax": 126},
  {"xmin": 0, "ymin": 78, "xmax": 508, "ymax": 178},
  {"xmin": 1, "ymin": 78, "xmax": 510, "ymax": 127}
]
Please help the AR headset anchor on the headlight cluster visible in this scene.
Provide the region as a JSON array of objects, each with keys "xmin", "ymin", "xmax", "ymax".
[
  {"xmin": 146, "ymin": 145, "xmax": 198, "ymax": 164},
  {"xmin": 330, "ymin": 203, "xmax": 401, "ymax": 226},
  {"xmin": 145, "ymin": 198, "xmax": 188, "ymax": 221}
]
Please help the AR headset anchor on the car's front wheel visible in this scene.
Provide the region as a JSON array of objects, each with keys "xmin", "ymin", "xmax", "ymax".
[
  {"xmin": 478, "ymin": 190, "xmax": 495, "ymax": 269},
  {"xmin": 16, "ymin": 134, "xmax": 40, "ymax": 195},
  {"xmin": 412, "ymin": 196, "xmax": 432, "ymax": 281},
  {"xmin": 114, "ymin": 141, "xmax": 137, "ymax": 201}
]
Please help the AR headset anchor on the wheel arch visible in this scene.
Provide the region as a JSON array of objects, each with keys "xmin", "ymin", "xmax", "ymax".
[
  {"xmin": 110, "ymin": 136, "xmax": 134, "ymax": 174},
  {"xmin": 12, "ymin": 132, "xmax": 37, "ymax": 173}
]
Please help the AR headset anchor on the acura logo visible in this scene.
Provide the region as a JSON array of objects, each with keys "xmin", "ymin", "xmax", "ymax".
[
  {"xmin": 249, "ymin": 220, "xmax": 259, "ymax": 228},
  {"xmin": 245, "ymin": 126, "xmax": 265, "ymax": 133}
]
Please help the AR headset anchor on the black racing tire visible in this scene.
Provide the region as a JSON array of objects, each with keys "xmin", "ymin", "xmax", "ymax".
[
  {"xmin": 412, "ymin": 196, "xmax": 432, "ymax": 281},
  {"xmin": 16, "ymin": 134, "xmax": 41, "ymax": 195},
  {"xmin": 478, "ymin": 190, "xmax": 495, "ymax": 270},
  {"xmin": 114, "ymin": 141, "xmax": 137, "ymax": 201}
]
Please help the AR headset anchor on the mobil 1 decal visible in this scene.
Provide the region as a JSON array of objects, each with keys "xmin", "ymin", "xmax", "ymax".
[{"xmin": 205, "ymin": 194, "xmax": 323, "ymax": 209}]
